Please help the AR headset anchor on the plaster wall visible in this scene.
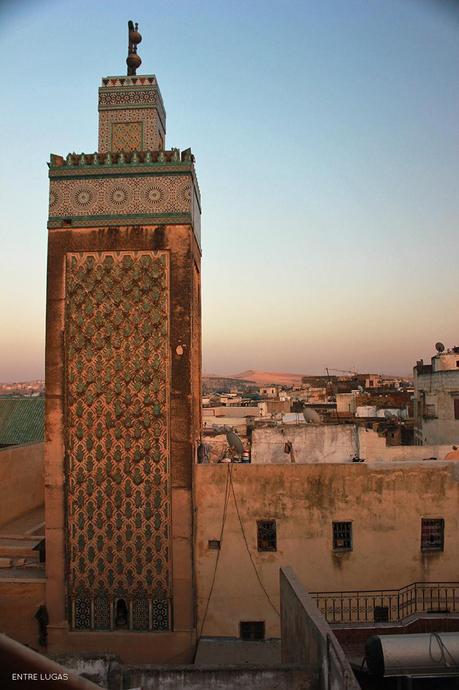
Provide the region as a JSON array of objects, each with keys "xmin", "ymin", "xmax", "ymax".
[
  {"xmin": 251, "ymin": 426, "xmax": 356, "ymax": 464},
  {"xmin": 194, "ymin": 463, "xmax": 459, "ymax": 638},
  {"xmin": 414, "ymin": 370, "xmax": 459, "ymax": 445},
  {"xmin": 251, "ymin": 425, "xmax": 454, "ymax": 464},
  {"xmin": 0, "ymin": 443, "xmax": 44, "ymax": 527},
  {"xmin": 280, "ymin": 567, "xmax": 359, "ymax": 690},
  {"xmin": 335, "ymin": 394, "xmax": 357, "ymax": 414},
  {"xmin": 203, "ymin": 407, "xmax": 259, "ymax": 418},
  {"xmin": 0, "ymin": 581, "xmax": 46, "ymax": 649}
]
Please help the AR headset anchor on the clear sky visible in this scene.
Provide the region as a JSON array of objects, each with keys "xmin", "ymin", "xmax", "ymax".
[{"xmin": 0, "ymin": 0, "xmax": 458, "ymax": 381}]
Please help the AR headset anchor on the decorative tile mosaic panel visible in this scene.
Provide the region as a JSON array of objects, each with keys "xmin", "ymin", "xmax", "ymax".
[
  {"xmin": 49, "ymin": 175, "xmax": 192, "ymax": 219},
  {"xmin": 99, "ymin": 89, "xmax": 158, "ymax": 108},
  {"xmin": 99, "ymin": 108, "xmax": 164, "ymax": 153},
  {"xmin": 111, "ymin": 122, "xmax": 143, "ymax": 152},
  {"xmin": 65, "ymin": 251, "xmax": 170, "ymax": 631}
]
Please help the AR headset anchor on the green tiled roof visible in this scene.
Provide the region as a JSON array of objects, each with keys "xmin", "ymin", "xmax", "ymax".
[{"xmin": 0, "ymin": 398, "xmax": 45, "ymax": 446}]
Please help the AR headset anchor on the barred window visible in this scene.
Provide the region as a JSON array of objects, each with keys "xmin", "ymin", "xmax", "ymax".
[
  {"xmin": 333, "ymin": 521, "xmax": 352, "ymax": 551},
  {"xmin": 240, "ymin": 621, "xmax": 265, "ymax": 641},
  {"xmin": 257, "ymin": 520, "xmax": 277, "ymax": 552},
  {"xmin": 421, "ymin": 518, "xmax": 444, "ymax": 552}
]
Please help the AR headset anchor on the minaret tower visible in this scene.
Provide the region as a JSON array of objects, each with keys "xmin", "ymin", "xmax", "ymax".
[{"xmin": 44, "ymin": 22, "xmax": 201, "ymax": 663}]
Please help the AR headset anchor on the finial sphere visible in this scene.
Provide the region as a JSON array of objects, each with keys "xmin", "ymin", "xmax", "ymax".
[
  {"xmin": 129, "ymin": 29, "xmax": 142, "ymax": 45},
  {"xmin": 127, "ymin": 53, "xmax": 142, "ymax": 71},
  {"xmin": 127, "ymin": 20, "xmax": 142, "ymax": 76}
]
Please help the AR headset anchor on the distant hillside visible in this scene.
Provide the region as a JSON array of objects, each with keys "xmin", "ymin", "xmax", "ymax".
[
  {"xmin": 232, "ymin": 370, "xmax": 304, "ymax": 386},
  {"xmin": 202, "ymin": 375, "xmax": 256, "ymax": 393}
]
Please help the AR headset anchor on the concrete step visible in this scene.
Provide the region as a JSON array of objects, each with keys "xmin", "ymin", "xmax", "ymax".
[{"xmin": 0, "ymin": 539, "xmax": 41, "ymax": 560}]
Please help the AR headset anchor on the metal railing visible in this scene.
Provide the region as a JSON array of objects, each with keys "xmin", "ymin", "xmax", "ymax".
[{"xmin": 311, "ymin": 582, "xmax": 459, "ymax": 625}]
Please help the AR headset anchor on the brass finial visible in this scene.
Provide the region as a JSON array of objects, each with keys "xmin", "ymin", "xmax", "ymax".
[{"xmin": 127, "ymin": 20, "xmax": 142, "ymax": 76}]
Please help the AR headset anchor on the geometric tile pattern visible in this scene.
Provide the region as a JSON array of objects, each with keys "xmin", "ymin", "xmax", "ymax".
[
  {"xmin": 49, "ymin": 175, "xmax": 192, "ymax": 219},
  {"xmin": 99, "ymin": 89, "xmax": 158, "ymax": 108},
  {"xmin": 99, "ymin": 106, "xmax": 164, "ymax": 153},
  {"xmin": 65, "ymin": 250, "xmax": 170, "ymax": 631},
  {"xmin": 111, "ymin": 122, "xmax": 143, "ymax": 152}
]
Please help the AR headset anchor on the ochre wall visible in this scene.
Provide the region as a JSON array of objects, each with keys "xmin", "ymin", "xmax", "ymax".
[
  {"xmin": 45, "ymin": 224, "xmax": 200, "ymax": 663},
  {"xmin": 0, "ymin": 581, "xmax": 46, "ymax": 649},
  {"xmin": 0, "ymin": 443, "xmax": 44, "ymax": 527},
  {"xmin": 194, "ymin": 462, "xmax": 459, "ymax": 638}
]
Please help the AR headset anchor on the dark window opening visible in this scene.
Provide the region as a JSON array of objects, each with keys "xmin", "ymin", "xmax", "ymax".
[
  {"xmin": 208, "ymin": 539, "xmax": 221, "ymax": 550},
  {"xmin": 374, "ymin": 606, "xmax": 389, "ymax": 623},
  {"xmin": 333, "ymin": 521, "xmax": 352, "ymax": 551},
  {"xmin": 454, "ymin": 399, "xmax": 459, "ymax": 420},
  {"xmin": 240, "ymin": 621, "xmax": 265, "ymax": 641},
  {"xmin": 115, "ymin": 598, "xmax": 129, "ymax": 629},
  {"xmin": 257, "ymin": 520, "xmax": 277, "ymax": 552},
  {"xmin": 421, "ymin": 518, "xmax": 444, "ymax": 552}
]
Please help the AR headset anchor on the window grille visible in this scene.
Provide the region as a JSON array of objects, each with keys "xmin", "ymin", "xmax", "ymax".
[
  {"xmin": 333, "ymin": 521, "xmax": 352, "ymax": 551},
  {"xmin": 373, "ymin": 606, "xmax": 389, "ymax": 623},
  {"xmin": 240, "ymin": 621, "xmax": 265, "ymax": 641},
  {"xmin": 257, "ymin": 520, "xmax": 277, "ymax": 552},
  {"xmin": 421, "ymin": 518, "xmax": 444, "ymax": 552}
]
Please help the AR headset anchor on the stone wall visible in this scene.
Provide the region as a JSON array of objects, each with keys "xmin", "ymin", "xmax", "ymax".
[
  {"xmin": 0, "ymin": 443, "xmax": 44, "ymax": 527},
  {"xmin": 57, "ymin": 655, "xmax": 314, "ymax": 690},
  {"xmin": 123, "ymin": 665, "xmax": 314, "ymax": 690}
]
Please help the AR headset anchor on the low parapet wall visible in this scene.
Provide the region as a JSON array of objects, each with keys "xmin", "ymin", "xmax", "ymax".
[
  {"xmin": 280, "ymin": 567, "xmax": 359, "ymax": 690},
  {"xmin": 0, "ymin": 442, "xmax": 44, "ymax": 527}
]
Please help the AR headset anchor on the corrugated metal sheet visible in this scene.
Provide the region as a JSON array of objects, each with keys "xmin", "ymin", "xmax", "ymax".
[{"xmin": 0, "ymin": 398, "xmax": 45, "ymax": 446}]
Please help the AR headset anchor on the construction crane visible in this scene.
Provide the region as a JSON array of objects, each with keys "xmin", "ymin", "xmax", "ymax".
[{"xmin": 326, "ymin": 368, "xmax": 358, "ymax": 376}]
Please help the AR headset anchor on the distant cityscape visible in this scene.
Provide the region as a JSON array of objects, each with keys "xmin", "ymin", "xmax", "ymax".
[{"xmin": 0, "ymin": 380, "xmax": 44, "ymax": 397}]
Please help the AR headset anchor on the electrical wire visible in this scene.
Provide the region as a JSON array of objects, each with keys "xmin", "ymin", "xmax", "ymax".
[
  {"xmin": 228, "ymin": 468, "xmax": 280, "ymax": 618},
  {"xmin": 196, "ymin": 462, "xmax": 232, "ymax": 643},
  {"xmin": 429, "ymin": 631, "xmax": 459, "ymax": 668}
]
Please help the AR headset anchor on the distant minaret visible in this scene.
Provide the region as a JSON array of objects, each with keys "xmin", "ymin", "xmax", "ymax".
[{"xmin": 45, "ymin": 21, "xmax": 201, "ymax": 663}]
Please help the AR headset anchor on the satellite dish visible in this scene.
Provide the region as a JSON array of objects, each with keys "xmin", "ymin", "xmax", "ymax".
[
  {"xmin": 225, "ymin": 430, "xmax": 244, "ymax": 455},
  {"xmin": 435, "ymin": 342, "xmax": 445, "ymax": 353},
  {"xmin": 303, "ymin": 409, "xmax": 321, "ymax": 423}
]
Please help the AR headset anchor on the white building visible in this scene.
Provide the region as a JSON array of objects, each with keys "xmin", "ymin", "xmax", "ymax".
[{"xmin": 413, "ymin": 347, "xmax": 459, "ymax": 445}]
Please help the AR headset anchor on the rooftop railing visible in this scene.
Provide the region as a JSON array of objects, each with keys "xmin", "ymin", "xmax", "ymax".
[{"xmin": 311, "ymin": 582, "xmax": 459, "ymax": 625}]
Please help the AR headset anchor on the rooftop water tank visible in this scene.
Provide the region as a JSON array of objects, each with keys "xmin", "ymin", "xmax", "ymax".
[{"xmin": 365, "ymin": 633, "xmax": 459, "ymax": 677}]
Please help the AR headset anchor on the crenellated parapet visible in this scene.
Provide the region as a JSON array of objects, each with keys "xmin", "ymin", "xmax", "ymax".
[
  {"xmin": 48, "ymin": 148, "xmax": 201, "ymax": 244},
  {"xmin": 49, "ymin": 148, "xmax": 194, "ymax": 169}
]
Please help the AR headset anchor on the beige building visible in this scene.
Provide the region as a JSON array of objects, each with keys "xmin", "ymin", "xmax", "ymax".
[
  {"xmin": 259, "ymin": 386, "xmax": 278, "ymax": 398},
  {"xmin": 194, "ymin": 461, "xmax": 459, "ymax": 639},
  {"xmin": 414, "ymin": 347, "xmax": 459, "ymax": 445},
  {"xmin": 335, "ymin": 392, "xmax": 357, "ymax": 415}
]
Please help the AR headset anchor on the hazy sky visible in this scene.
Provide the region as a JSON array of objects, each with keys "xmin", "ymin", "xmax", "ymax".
[{"xmin": 0, "ymin": 0, "xmax": 458, "ymax": 381}]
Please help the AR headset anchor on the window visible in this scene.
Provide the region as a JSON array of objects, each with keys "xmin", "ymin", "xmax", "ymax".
[
  {"xmin": 208, "ymin": 539, "xmax": 220, "ymax": 550},
  {"xmin": 373, "ymin": 606, "xmax": 389, "ymax": 623},
  {"xmin": 257, "ymin": 520, "xmax": 277, "ymax": 551},
  {"xmin": 454, "ymin": 399, "xmax": 459, "ymax": 420},
  {"xmin": 114, "ymin": 598, "xmax": 129, "ymax": 629},
  {"xmin": 424, "ymin": 404, "xmax": 437, "ymax": 419},
  {"xmin": 240, "ymin": 621, "xmax": 265, "ymax": 641},
  {"xmin": 333, "ymin": 521, "xmax": 352, "ymax": 551},
  {"xmin": 421, "ymin": 518, "xmax": 444, "ymax": 552}
]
